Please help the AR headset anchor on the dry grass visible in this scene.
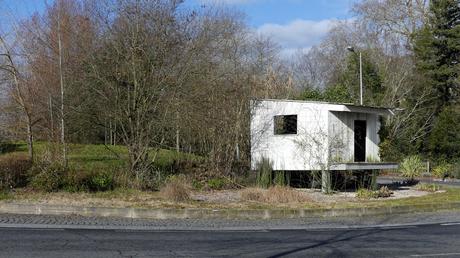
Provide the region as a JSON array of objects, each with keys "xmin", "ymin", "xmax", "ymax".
[
  {"xmin": 159, "ymin": 176, "xmax": 191, "ymax": 202},
  {"xmin": 241, "ymin": 186, "xmax": 310, "ymax": 203},
  {"xmin": 240, "ymin": 187, "xmax": 265, "ymax": 202}
]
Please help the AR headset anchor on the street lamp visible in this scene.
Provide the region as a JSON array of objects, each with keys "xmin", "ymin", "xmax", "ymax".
[{"xmin": 347, "ymin": 46, "xmax": 363, "ymax": 105}]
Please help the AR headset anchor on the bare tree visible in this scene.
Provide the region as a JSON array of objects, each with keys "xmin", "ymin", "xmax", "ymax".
[{"xmin": 0, "ymin": 35, "xmax": 38, "ymax": 160}]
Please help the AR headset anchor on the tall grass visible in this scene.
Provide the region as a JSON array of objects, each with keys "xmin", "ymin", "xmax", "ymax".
[{"xmin": 256, "ymin": 157, "xmax": 273, "ymax": 188}]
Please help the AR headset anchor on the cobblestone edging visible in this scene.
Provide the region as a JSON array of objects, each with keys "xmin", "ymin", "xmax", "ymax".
[{"xmin": 1, "ymin": 202, "xmax": 460, "ymax": 220}]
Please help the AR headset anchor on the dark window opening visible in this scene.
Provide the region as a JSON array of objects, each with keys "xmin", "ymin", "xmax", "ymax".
[
  {"xmin": 274, "ymin": 115, "xmax": 297, "ymax": 135},
  {"xmin": 354, "ymin": 120, "xmax": 366, "ymax": 162}
]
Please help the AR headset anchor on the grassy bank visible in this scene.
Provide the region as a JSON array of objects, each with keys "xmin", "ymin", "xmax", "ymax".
[{"xmin": 2, "ymin": 141, "xmax": 192, "ymax": 170}]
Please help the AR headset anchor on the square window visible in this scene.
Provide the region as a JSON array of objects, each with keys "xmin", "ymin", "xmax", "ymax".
[{"xmin": 274, "ymin": 115, "xmax": 297, "ymax": 135}]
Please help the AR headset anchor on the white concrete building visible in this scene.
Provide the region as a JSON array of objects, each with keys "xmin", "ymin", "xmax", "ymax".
[{"xmin": 250, "ymin": 99, "xmax": 398, "ymax": 172}]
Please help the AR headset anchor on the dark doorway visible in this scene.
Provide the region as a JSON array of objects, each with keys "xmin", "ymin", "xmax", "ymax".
[{"xmin": 354, "ymin": 120, "xmax": 366, "ymax": 162}]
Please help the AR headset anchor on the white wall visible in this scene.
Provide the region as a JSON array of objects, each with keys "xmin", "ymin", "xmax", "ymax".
[
  {"xmin": 251, "ymin": 100, "xmax": 330, "ymax": 171},
  {"xmin": 328, "ymin": 112, "xmax": 381, "ymax": 163},
  {"xmin": 251, "ymin": 100, "xmax": 384, "ymax": 171}
]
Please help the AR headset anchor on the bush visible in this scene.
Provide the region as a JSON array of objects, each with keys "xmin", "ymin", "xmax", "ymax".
[
  {"xmin": 63, "ymin": 169, "xmax": 90, "ymax": 192},
  {"xmin": 452, "ymin": 161, "xmax": 460, "ymax": 179},
  {"xmin": 415, "ymin": 183, "xmax": 441, "ymax": 192},
  {"xmin": 207, "ymin": 178, "xmax": 226, "ymax": 190},
  {"xmin": 160, "ymin": 175, "xmax": 191, "ymax": 202},
  {"xmin": 432, "ymin": 163, "xmax": 452, "ymax": 179},
  {"xmin": 377, "ymin": 186, "xmax": 392, "ymax": 198},
  {"xmin": 29, "ymin": 162, "xmax": 67, "ymax": 192},
  {"xmin": 256, "ymin": 157, "xmax": 273, "ymax": 188},
  {"xmin": 30, "ymin": 160, "xmax": 118, "ymax": 193},
  {"xmin": 88, "ymin": 170, "xmax": 114, "ymax": 192},
  {"xmin": 399, "ymin": 155, "xmax": 424, "ymax": 181},
  {"xmin": 356, "ymin": 188, "xmax": 376, "ymax": 199},
  {"xmin": 356, "ymin": 186, "xmax": 393, "ymax": 199},
  {"xmin": 0, "ymin": 153, "xmax": 32, "ymax": 190}
]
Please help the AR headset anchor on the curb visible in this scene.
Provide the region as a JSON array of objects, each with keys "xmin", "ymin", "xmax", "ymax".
[{"xmin": 1, "ymin": 202, "xmax": 460, "ymax": 220}]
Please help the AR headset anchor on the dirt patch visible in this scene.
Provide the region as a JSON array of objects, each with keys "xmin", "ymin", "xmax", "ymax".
[{"xmin": 1, "ymin": 185, "xmax": 448, "ymax": 210}]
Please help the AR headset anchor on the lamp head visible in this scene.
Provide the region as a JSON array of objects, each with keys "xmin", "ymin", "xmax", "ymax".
[{"xmin": 347, "ymin": 46, "xmax": 355, "ymax": 52}]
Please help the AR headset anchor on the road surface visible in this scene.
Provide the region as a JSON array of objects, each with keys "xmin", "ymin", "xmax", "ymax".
[{"xmin": 1, "ymin": 222, "xmax": 460, "ymax": 257}]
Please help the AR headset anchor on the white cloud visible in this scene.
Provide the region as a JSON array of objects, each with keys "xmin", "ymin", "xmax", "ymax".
[{"xmin": 256, "ymin": 19, "xmax": 343, "ymax": 56}]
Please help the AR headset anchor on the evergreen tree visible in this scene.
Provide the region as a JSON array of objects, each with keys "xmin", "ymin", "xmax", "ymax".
[
  {"xmin": 337, "ymin": 51, "xmax": 385, "ymax": 106},
  {"xmin": 429, "ymin": 105, "xmax": 460, "ymax": 160},
  {"xmin": 414, "ymin": 0, "xmax": 460, "ymax": 110}
]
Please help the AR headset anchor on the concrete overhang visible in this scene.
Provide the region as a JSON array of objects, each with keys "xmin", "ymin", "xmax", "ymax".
[
  {"xmin": 329, "ymin": 162, "xmax": 399, "ymax": 171},
  {"xmin": 328, "ymin": 105, "xmax": 394, "ymax": 116}
]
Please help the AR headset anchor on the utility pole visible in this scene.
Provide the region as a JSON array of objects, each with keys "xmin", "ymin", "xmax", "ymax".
[
  {"xmin": 359, "ymin": 51, "xmax": 363, "ymax": 105},
  {"xmin": 347, "ymin": 46, "xmax": 364, "ymax": 105}
]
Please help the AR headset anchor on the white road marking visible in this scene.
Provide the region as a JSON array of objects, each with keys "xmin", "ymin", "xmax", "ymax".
[
  {"xmin": 411, "ymin": 253, "xmax": 460, "ymax": 257},
  {"xmin": 441, "ymin": 222, "xmax": 460, "ymax": 226}
]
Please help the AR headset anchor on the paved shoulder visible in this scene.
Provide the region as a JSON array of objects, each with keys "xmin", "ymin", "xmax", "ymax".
[{"xmin": 1, "ymin": 210, "xmax": 460, "ymax": 231}]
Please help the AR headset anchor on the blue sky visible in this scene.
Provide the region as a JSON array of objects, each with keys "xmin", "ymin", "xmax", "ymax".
[
  {"xmin": 188, "ymin": 0, "xmax": 357, "ymax": 55},
  {"xmin": 2, "ymin": 0, "xmax": 358, "ymax": 55}
]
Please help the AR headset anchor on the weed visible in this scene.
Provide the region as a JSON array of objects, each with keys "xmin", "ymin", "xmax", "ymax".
[
  {"xmin": 241, "ymin": 186, "xmax": 309, "ymax": 203},
  {"xmin": 256, "ymin": 157, "xmax": 272, "ymax": 188},
  {"xmin": 160, "ymin": 175, "xmax": 191, "ymax": 202}
]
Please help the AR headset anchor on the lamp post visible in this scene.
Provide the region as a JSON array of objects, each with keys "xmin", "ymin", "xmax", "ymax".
[{"xmin": 347, "ymin": 46, "xmax": 363, "ymax": 105}]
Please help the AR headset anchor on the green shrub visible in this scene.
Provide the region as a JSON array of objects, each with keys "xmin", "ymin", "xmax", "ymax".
[
  {"xmin": 0, "ymin": 153, "xmax": 32, "ymax": 190},
  {"xmin": 62, "ymin": 170, "xmax": 90, "ymax": 192},
  {"xmin": 356, "ymin": 186, "xmax": 392, "ymax": 199},
  {"xmin": 207, "ymin": 178, "xmax": 226, "ymax": 190},
  {"xmin": 256, "ymin": 157, "xmax": 273, "ymax": 189},
  {"xmin": 274, "ymin": 171, "xmax": 286, "ymax": 186},
  {"xmin": 192, "ymin": 179, "xmax": 204, "ymax": 190},
  {"xmin": 415, "ymin": 183, "xmax": 441, "ymax": 192},
  {"xmin": 88, "ymin": 170, "xmax": 114, "ymax": 192},
  {"xmin": 432, "ymin": 163, "xmax": 452, "ymax": 179},
  {"xmin": 356, "ymin": 188, "xmax": 376, "ymax": 199},
  {"xmin": 29, "ymin": 162, "xmax": 67, "ymax": 192},
  {"xmin": 0, "ymin": 191, "xmax": 11, "ymax": 200},
  {"xmin": 452, "ymin": 161, "xmax": 460, "ymax": 179},
  {"xmin": 399, "ymin": 155, "xmax": 424, "ymax": 181}
]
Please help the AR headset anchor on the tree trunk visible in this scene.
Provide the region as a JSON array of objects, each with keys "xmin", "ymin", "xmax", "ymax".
[{"xmin": 26, "ymin": 115, "xmax": 34, "ymax": 161}]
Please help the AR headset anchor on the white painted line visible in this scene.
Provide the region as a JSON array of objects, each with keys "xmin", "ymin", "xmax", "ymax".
[
  {"xmin": 441, "ymin": 222, "xmax": 460, "ymax": 226},
  {"xmin": 0, "ymin": 227, "xmax": 64, "ymax": 231},
  {"xmin": 380, "ymin": 226, "xmax": 417, "ymax": 230},
  {"xmin": 411, "ymin": 253, "xmax": 460, "ymax": 257}
]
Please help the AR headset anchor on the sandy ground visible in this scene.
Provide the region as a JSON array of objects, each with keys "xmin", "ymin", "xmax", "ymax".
[{"xmin": 192, "ymin": 186, "xmax": 442, "ymax": 204}]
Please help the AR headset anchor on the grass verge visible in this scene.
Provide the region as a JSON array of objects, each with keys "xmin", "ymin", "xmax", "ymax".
[{"xmin": 1, "ymin": 187, "xmax": 460, "ymax": 210}]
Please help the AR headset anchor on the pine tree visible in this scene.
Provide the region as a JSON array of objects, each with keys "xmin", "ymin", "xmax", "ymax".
[{"xmin": 414, "ymin": 0, "xmax": 460, "ymax": 110}]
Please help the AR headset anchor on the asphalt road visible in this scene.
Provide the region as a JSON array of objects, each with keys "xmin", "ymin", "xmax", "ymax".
[
  {"xmin": 378, "ymin": 176, "xmax": 460, "ymax": 188},
  {"xmin": 1, "ymin": 223, "xmax": 460, "ymax": 258}
]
